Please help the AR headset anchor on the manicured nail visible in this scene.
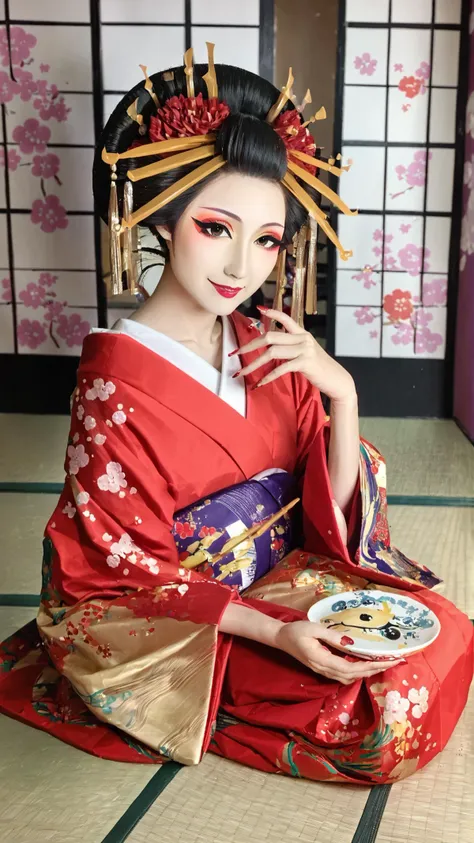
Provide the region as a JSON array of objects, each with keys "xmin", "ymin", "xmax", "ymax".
[
  {"xmin": 256, "ymin": 305, "xmax": 269, "ymax": 312},
  {"xmin": 228, "ymin": 349, "xmax": 239, "ymax": 357},
  {"xmin": 250, "ymin": 382, "xmax": 262, "ymax": 391},
  {"xmin": 340, "ymin": 636, "xmax": 354, "ymax": 646},
  {"xmin": 232, "ymin": 370, "xmax": 241, "ymax": 379}
]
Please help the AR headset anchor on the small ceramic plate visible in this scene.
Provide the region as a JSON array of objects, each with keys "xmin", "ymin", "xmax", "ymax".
[{"xmin": 307, "ymin": 590, "xmax": 440, "ymax": 660}]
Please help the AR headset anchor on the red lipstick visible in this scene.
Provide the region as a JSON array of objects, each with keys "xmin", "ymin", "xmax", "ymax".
[{"xmin": 209, "ymin": 280, "xmax": 243, "ymax": 298}]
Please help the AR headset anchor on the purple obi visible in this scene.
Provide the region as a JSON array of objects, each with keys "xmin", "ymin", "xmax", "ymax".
[{"xmin": 172, "ymin": 470, "xmax": 297, "ymax": 591}]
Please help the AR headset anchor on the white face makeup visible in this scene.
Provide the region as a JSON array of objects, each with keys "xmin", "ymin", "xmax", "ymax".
[{"xmin": 155, "ymin": 170, "xmax": 286, "ymax": 316}]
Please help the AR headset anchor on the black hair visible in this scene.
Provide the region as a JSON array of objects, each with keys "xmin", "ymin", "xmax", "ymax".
[{"xmin": 92, "ymin": 62, "xmax": 317, "ymax": 263}]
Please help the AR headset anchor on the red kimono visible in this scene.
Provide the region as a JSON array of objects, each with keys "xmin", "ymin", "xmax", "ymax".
[{"xmin": 0, "ymin": 312, "xmax": 472, "ymax": 783}]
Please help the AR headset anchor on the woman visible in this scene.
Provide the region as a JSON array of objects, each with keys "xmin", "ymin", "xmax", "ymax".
[{"xmin": 0, "ymin": 49, "xmax": 472, "ymax": 783}]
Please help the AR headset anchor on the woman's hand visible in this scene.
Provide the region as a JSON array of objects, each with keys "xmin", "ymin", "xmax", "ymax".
[
  {"xmin": 232, "ymin": 307, "xmax": 355, "ymax": 402},
  {"xmin": 274, "ymin": 620, "xmax": 405, "ymax": 684}
]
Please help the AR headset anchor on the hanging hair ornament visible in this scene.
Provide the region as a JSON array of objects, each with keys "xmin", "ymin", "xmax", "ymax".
[
  {"xmin": 266, "ymin": 67, "xmax": 295, "ymax": 124},
  {"xmin": 305, "ymin": 215, "xmax": 318, "ymax": 316},
  {"xmin": 290, "ymin": 223, "xmax": 308, "ymax": 326},
  {"xmin": 107, "ymin": 162, "xmax": 122, "ymax": 296},
  {"xmin": 121, "ymin": 180, "xmax": 138, "ymax": 295}
]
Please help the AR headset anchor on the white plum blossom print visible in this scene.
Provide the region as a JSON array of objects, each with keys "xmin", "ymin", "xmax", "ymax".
[
  {"xmin": 338, "ymin": 712, "xmax": 350, "ymax": 725},
  {"xmin": 67, "ymin": 444, "xmax": 89, "ymax": 475},
  {"xmin": 75, "ymin": 491, "xmax": 90, "ymax": 506},
  {"xmin": 97, "ymin": 461, "xmax": 127, "ymax": 493},
  {"xmin": 62, "ymin": 501, "xmax": 76, "ymax": 519},
  {"xmin": 94, "ymin": 433, "xmax": 107, "ymax": 445},
  {"xmin": 106, "ymin": 554, "xmax": 121, "ymax": 568},
  {"xmin": 112, "ymin": 410, "xmax": 127, "ymax": 425},
  {"xmin": 383, "ymin": 690, "xmax": 410, "ymax": 725},
  {"xmin": 178, "ymin": 583, "xmax": 189, "ymax": 595},
  {"xmin": 84, "ymin": 415, "xmax": 96, "ymax": 430},
  {"xmin": 110, "ymin": 533, "xmax": 137, "ymax": 558},
  {"xmin": 408, "ymin": 686, "xmax": 429, "ymax": 719},
  {"xmin": 85, "ymin": 378, "xmax": 116, "ymax": 401}
]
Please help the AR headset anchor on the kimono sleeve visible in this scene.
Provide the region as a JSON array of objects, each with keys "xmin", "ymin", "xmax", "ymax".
[
  {"xmin": 291, "ymin": 372, "xmax": 361, "ymax": 562},
  {"xmin": 39, "ymin": 370, "xmax": 239, "ymax": 765}
]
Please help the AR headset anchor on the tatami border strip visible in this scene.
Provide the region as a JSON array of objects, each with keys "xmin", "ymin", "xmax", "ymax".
[
  {"xmin": 1, "ymin": 482, "xmax": 474, "ymax": 508},
  {"xmin": 100, "ymin": 762, "xmax": 182, "ymax": 843},
  {"xmin": 351, "ymin": 784, "xmax": 392, "ymax": 843}
]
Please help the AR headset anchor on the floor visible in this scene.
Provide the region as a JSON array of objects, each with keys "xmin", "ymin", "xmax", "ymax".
[{"xmin": 0, "ymin": 415, "xmax": 473, "ymax": 843}]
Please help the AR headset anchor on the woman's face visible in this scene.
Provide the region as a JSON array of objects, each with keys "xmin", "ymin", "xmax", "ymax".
[{"xmin": 156, "ymin": 171, "xmax": 286, "ymax": 316}]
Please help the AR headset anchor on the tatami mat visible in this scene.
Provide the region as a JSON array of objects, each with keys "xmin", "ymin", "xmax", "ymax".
[
  {"xmin": 388, "ymin": 506, "xmax": 474, "ymax": 618},
  {"xmin": 376, "ymin": 686, "xmax": 474, "ymax": 843},
  {"xmin": 0, "ymin": 612, "xmax": 156, "ymax": 843},
  {"xmin": 1, "ymin": 414, "xmax": 473, "ymax": 498},
  {"xmin": 359, "ymin": 418, "xmax": 474, "ymax": 498},
  {"xmin": 126, "ymin": 751, "xmax": 369, "ymax": 843},
  {"xmin": 1, "ymin": 493, "xmax": 58, "ymax": 594}
]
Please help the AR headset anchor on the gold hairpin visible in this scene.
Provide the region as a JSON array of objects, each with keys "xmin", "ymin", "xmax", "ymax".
[
  {"xmin": 282, "ymin": 172, "xmax": 353, "ymax": 261},
  {"xmin": 289, "ymin": 148, "xmax": 352, "ymax": 177},
  {"xmin": 121, "ymin": 155, "xmax": 226, "ymax": 230},
  {"xmin": 297, "ymin": 88, "xmax": 312, "ymax": 114},
  {"xmin": 305, "ymin": 216, "xmax": 318, "ymax": 316},
  {"xmin": 202, "ymin": 42, "xmax": 218, "ymax": 98},
  {"xmin": 266, "ymin": 67, "xmax": 294, "ymax": 124},
  {"xmin": 291, "ymin": 224, "xmax": 308, "ymax": 325},
  {"xmin": 183, "ymin": 47, "xmax": 195, "ymax": 98},
  {"xmin": 287, "ymin": 158, "xmax": 358, "ymax": 217},
  {"xmin": 126, "ymin": 99, "xmax": 144, "ymax": 128},
  {"xmin": 127, "ymin": 144, "xmax": 216, "ymax": 182},
  {"xmin": 139, "ymin": 64, "xmax": 160, "ymax": 109},
  {"xmin": 102, "ymin": 133, "xmax": 216, "ymax": 166}
]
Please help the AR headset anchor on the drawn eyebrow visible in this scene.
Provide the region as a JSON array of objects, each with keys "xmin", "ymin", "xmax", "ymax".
[{"xmin": 200, "ymin": 206, "xmax": 284, "ymax": 229}]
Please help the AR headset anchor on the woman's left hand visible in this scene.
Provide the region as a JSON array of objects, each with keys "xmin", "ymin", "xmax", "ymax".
[{"xmin": 232, "ymin": 307, "xmax": 356, "ymax": 403}]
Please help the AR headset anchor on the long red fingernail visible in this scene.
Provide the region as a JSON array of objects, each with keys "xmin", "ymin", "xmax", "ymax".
[
  {"xmin": 250, "ymin": 383, "xmax": 262, "ymax": 391},
  {"xmin": 340, "ymin": 636, "xmax": 354, "ymax": 646},
  {"xmin": 232, "ymin": 370, "xmax": 241, "ymax": 379},
  {"xmin": 256, "ymin": 305, "xmax": 269, "ymax": 312},
  {"xmin": 228, "ymin": 349, "xmax": 239, "ymax": 357}
]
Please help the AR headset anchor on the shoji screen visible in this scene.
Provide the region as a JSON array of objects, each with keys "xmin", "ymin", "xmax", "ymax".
[{"xmin": 331, "ymin": 0, "xmax": 467, "ymax": 416}]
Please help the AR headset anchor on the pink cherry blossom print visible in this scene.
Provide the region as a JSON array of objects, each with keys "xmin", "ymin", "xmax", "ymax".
[
  {"xmin": 12, "ymin": 118, "xmax": 51, "ymax": 154},
  {"xmin": 0, "ymin": 148, "xmax": 21, "ymax": 170},
  {"xmin": 354, "ymin": 307, "xmax": 378, "ymax": 325},
  {"xmin": 40, "ymin": 63, "xmax": 50, "ymax": 73},
  {"xmin": 395, "ymin": 164, "xmax": 406, "ymax": 181},
  {"xmin": 393, "ymin": 63, "xmax": 404, "ymax": 73},
  {"xmin": 17, "ymin": 318, "xmax": 47, "ymax": 349},
  {"xmin": 416, "ymin": 62, "xmax": 431, "ymax": 81},
  {"xmin": 67, "ymin": 444, "xmax": 89, "ymax": 475},
  {"xmin": 1, "ymin": 277, "xmax": 12, "ymax": 303},
  {"xmin": 369, "ymin": 330, "xmax": 379, "ymax": 338},
  {"xmin": 31, "ymin": 195, "xmax": 68, "ymax": 233},
  {"xmin": 94, "ymin": 433, "xmax": 107, "ymax": 445},
  {"xmin": 402, "ymin": 104, "xmax": 411, "ymax": 112},
  {"xmin": 415, "ymin": 314, "xmax": 443, "ymax": 354},
  {"xmin": 0, "ymin": 71, "xmax": 19, "ymax": 104},
  {"xmin": 85, "ymin": 378, "xmax": 116, "ymax": 401},
  {"xmin": 13, "ymin": 68, "xmax": 38, "ymax": 103},
  {"xmin": 44, "ymin": 300, "xmax": 65, "ymax": 320},
  {"xmin": 56, "ymin": 313, "xmax": 90, "ymax": 348},
  {"xmin": 400, "ymin": 223, "xmax": 411, "ymax": 234},
  {"xmin": 354, "ymin": 52, "xmax": 377, "ymax": 76},
  {"xmin": 416, "ymin": 309, "xmax": 433, "ymax": 329},
  {"xmin": 31, "ymin": 153, "xmax": 60, "ymax": 179},
  {"xmin": 406, "ymin": 150, "xmax": 431, "ymax": 187},
  {"xmin": 373, "ymin": 229, "xmax": 384, "ymax": 241},
  {"xmin": 84, "ymin": 416, "xmax": 96, "ymax": 431},
  {"xmin": 398, "ymin": 244, "xmax": 430, "ymax": 276},
  {"xmin": 62, "ymin": 502, "xmax": 76, "ymax": 519},
  {"xmin": 19, "ymin": 281, "xmax": 47, "ymax": 309},
  {"xmin": 352, "ymin": 268, "xmax": 377, "ymax": 289},
  {"xmin": 0, "ymin": 26, "xmax": 37, "ymax": 68},
  {"xmin": 423, "ymin": 277, "xmax": 447, "ymax": 306},
  {"xmin": 391, "ymin": 321, "xmax": 414, "ymax": 345},
  {"xmin": 38, "ymin": 272, "xmax": 57, "ymax": 288}
]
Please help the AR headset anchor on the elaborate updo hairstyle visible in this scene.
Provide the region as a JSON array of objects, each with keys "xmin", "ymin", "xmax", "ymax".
[{"xmin": 93, "ymin": 62, "xmax": 317, "ymax": 262}]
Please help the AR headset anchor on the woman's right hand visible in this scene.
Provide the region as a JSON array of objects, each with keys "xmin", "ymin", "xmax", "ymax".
[{"xmin": 274, "ymin": 620, "xmax": 405, "ymax": 685}]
